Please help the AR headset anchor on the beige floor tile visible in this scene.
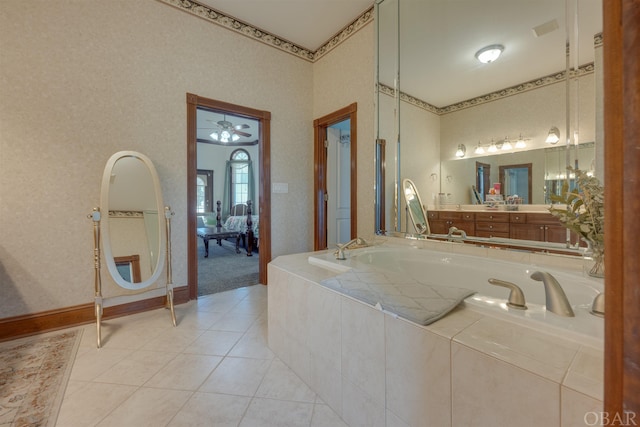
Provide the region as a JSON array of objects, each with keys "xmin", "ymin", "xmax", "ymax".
[
  {"xmin": 56, "ymin": 382, "xmax": 138, "ymax": 427},
  {"xmin": 93, "ymin": 350, "xmax": 177, "ymax": 386},
  {"xmin": 239, "ymin": 397, "xmax": 314, "ymax": 427},
  {"xmin": 199, "ymin": 357, "xmax": 272, "ymax": 396},
  {"xmin": 182, "ymin": 329, "xmax": 243, "ymax": 356},
  {"xmin": 210, "ymin": 312, "xmax": 262, "ymax": 333},
  {"xmin": 311, "ymin": 404, "xmax": 349, "ymax": 427},
  {"xmin": 54, "ymin": 286, "xmax": 351, "ymax": 427},
  {"xmin": 255, "ymin": 358, "xmax": 316, "ymax": 403},
  {"xmin": 145, "ymin": 353, "xmax": 223, "ymax": 390},
  {"xmin": 140, "ymin": 325, "xmax": 205, "ymax": 353},
  {"xmin": 167, "ymin": 392, "xmax": 251, "ymax": 426},
  {"xmin": 228, "ymin": 331, "xmax": 274, "ymax": 359},
  {"xmin": 95, "ymin": 387, "xmax": 192, "ymax": 427},
  {"xmin": 69, "ymin": 347, "xmax": 132, "ymax": 382}
]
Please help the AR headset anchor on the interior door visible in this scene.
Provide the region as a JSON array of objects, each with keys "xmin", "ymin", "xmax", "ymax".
[
  {"xmin": 326, "ymin": 123, "xmax": 351, "ymax": 247},
  {"xmin": 313, "ymin": 103, "xmax": 357, "ymax": 251}
]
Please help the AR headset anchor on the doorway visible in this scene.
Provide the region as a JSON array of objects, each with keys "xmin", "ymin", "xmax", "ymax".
[
  {"xmin": 476, "ymin": 161, "xmax": 491, "ymax": 203},
  {"xmin": 186, "ymin": 94, "xmax": 271, "ymax": 300},
  {"xmin": 313, "ymin": 103, "xmax": 358, "ymax": 251},
  {"xmin": 499, "ymin": 163, "xmax": 532, "ymax": 203}
]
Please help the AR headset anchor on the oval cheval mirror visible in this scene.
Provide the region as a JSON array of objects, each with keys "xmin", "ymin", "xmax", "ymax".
[
  {"xmin": 402, "ymin": 178, "xmax": 431, "ymax": 235},
  {"xmin": 89, "ymin": 151, "xmax": 176, "ymax": 348}
]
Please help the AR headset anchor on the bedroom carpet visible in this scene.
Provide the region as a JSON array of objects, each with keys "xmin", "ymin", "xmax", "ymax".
[
  {"xmin": 197, "ymin": 238, "xmax": 259, "ymax": 296},
  {"xmin": 0, "ymin": 329, "xmax": 82, "ymax": 427}
]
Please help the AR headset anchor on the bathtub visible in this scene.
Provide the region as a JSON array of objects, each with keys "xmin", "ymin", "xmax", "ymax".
[
  {"xmin": 269, "ymin": 239, "xmax": 604, "ymax": 426},
  {"xmin": 308, "ymin": 244, "xmax": 604, "ymax": 345}
]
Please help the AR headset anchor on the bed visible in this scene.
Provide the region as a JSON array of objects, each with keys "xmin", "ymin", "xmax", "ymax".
[{"xmin": 197, "ymin": 201, "xmax": 258, "ymax": 256}]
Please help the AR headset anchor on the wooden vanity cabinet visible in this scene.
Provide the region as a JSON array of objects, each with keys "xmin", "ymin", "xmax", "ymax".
[
  {"xmin": 475, "ymin": 212, "xmax": 510, "ymax": 238},
  {"xmin": 427, "ymin": 211, "xmax": 475, "ymax": 235},
  {"xmin": 509, "ymin": 213, "xmax": 577, "ymax": 244},
  {"xmin": 426, "ymin": 210, "xmax": 580, "ymax": 245}
]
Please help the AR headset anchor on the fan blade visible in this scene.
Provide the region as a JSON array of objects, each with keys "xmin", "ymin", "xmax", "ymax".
[
  {"xmin": 234, "ymin": 123, "xmax": 250, "ymax": 130},
  {"xmin": 234, "ymin": 130, "xmax": 252, "ymax": 137}
]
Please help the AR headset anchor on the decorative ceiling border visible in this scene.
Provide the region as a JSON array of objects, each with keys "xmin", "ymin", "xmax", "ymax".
[
  {"xmin": 379, "ymin": 62, "xmax": 596, "ymax": 115},
  {"xmin": 157, "ymin": 0, "xmax": 374, "ymax": 63}
]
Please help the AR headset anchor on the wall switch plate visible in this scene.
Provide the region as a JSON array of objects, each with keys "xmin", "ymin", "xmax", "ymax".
[{"xmin": 272, "ymin": 182, "xmax": 289, "ymax": 193}]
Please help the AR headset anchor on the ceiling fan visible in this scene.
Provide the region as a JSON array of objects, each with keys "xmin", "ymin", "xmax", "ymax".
[{"xmin": 207, "ymin": 115, "xmax": 252, "ymax": 143}]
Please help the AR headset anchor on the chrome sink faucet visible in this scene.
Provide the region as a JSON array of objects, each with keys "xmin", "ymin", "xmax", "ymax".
[
  {"xmin": 530, "ymin": 271, "xmax": 575, "ymax": 317},
  {"xmin": 334, "ymin": 237, "xmax": 369, "ymax": 260}
]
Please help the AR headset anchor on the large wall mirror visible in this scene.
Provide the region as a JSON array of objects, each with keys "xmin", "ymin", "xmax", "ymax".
[{"xmin": 375, "ymin": 0, "xmax": 603, "ymax": 235}]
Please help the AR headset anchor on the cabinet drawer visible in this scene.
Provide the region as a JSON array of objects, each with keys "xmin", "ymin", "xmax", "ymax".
[
  {"xmin": 429, "ymin": 211, "xmax": 474, "ymax": 221},
  {"xmin": 476, "ymin": 230, "xmax": 510, "ymax": 239},
  {"xmin": 475, "ymin": 212, "xmax": 509, "ymax": 222},
  {"xmin": 509, "ymin": 213, "xmax": 527, "ymax": 223},
  {"xmin": 526, "ymin": 213, "xmax": 561, "ymax": 225},
  {"xmin": 438, "ymin": 211, "xmax": 462, "ymax": 220},
  {"xmin": 476, "ymin": 222, "xmax": 510, "ymax": 233},
  {"xmin": 460, "ymin": 212, "xmax": 475, "ymax": 221}
]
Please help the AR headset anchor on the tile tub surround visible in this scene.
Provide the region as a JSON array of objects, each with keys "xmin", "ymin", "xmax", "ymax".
[{"xmin": 267, "ymin": 240, "xmax": 604, "ymax": 427}]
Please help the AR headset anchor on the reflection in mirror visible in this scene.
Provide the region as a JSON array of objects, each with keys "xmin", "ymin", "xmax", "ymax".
[
  {"xmin": 402, "ymin": 179, "xmax": 430, "ymax": 235},
  {"xmin": 375, "ymin": 0, "xmax": 603, "ymax": 235},
  {"xmin": 100, "ymin": 152, "xmax": 165, "ymax": 290}
]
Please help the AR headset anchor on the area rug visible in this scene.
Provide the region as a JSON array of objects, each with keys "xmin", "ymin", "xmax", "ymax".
[
  {"xmin": 0, "ymin": 329, "xmax": 83, "ymax": 427},
  {"xmin": 197, "ymin": 238, "xmax": 259, "ymax": 296}
]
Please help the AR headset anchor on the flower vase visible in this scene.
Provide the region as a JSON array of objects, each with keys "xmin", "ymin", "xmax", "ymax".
[{"xmin": 584, "ymin": 240, "xmax": 605, "ymax": 278}]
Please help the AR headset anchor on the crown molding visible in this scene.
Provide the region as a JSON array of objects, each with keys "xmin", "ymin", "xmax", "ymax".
[
  {"xmin": 379, "ymin": 62, "xmax": 596, "ymax": 115},
  {"xmin": 157, "ymin": 0, "xmax": 374, "ymax": 62}
]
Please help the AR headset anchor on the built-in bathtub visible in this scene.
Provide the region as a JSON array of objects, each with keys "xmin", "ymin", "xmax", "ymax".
[
  {"xmin": 267, "ymin": 237, "xmax": 604, "ymax": 426},
  {"xmin": 308, "ymin": 245, "xmax": 604, "ymax": 346}
]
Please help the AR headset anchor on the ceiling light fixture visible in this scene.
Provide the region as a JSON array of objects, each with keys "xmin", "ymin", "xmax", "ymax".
[
  {"xmin": 474, "ymin": 141, "xmax": 485, "ymax": 155},
  {"xmin": 545, "ymin": 126, "xmax": 560, "ymax": 144},
  {"xmin": 475, "ymin": 44, "xmax": 504, "ymax": 64},
  {"xmin": 515, "ymin": 134, "xmax": 527, "ymax": 148},
  {"xmin": 488, "ymin": 140, "xmax": 498, "ymax": 152},
  {"xmin": 455, "ymin": 144, "xmax": 466, "ymax": 158}
]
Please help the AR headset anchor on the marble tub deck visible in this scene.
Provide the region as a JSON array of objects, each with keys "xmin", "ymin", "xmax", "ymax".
[{"xmin": 267, "ymin": 237, "xmax": 604, "ymax": 427}]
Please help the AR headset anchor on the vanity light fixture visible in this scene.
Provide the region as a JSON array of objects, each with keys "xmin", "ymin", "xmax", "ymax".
[
  {"xmin": 475, "ymin": 44, "xmax": 504, "ymax": 64},
  {"xmin": 501, "ymin": 137, "xmax": 512, "ymax": 150},
  {"xmin": 474, "ymin": 141, "xmax": 485, "ymax": 155},
  {"xmin": 455, "ymin": 144, "xmax": 466, "ymax": 158},
  {"xmin": 545, "ymin": 126, "xmax": 560, "ymax": 144},
  {"xmin": 515, "ymin": 134, "xmax": 527, "ymax": 148},
  {"xmin": 488, "ymin": 140, "xmax": 498, "ymax": 152}
]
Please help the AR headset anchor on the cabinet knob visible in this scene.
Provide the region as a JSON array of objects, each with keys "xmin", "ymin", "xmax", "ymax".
[
  {"xmin": 489, "ymin": 225, "xmax": 493, "ymax": 229},
  {"xmin": 515, "ymin": 216, "xmax": 520, "ymax": 220},
  {"xmin": 540, "ymin": 226, "xmax": 544, "ymax": 230},
  {"xmin": 489, "ymin": 215, "xmax": 493, "ymax": 219}
]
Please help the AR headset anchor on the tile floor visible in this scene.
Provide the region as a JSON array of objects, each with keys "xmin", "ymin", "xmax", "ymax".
[{"xmin": 56, "ymin": 285, "xmax": 348, "ymax": 427}]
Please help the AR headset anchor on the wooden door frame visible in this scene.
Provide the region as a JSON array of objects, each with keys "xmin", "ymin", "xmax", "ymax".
[
  {"xmin": 313, "ymin": 103, "xmax": 358, "ymax": 251},
  {"xmin": 186, "ymin": 94, "xmax": 271, "ymax": 299},
  {"xmin": 498, "ymin": 163, "xmax": 532, "ymax": 203},
  {"xmin": 603, "ymin": 1, "xmax": 640, "ymax": 416}
]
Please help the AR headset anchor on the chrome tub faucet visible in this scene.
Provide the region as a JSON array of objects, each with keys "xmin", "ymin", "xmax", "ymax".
[
  {"xmin": 530, "ymin": 271, "xmax": 575, "ymax": 317},
  {"xmin": 334, "ymin": 237, "xmax": 369, "ymax": 260}
]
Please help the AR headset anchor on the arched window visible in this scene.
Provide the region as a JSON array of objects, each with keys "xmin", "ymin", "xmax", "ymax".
[{"xmin": 230, "ymin": 149, "xmax": 250, "ymax": 206}]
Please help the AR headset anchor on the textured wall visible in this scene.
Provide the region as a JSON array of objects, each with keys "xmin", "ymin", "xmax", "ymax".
[
  {"xmin": 0, "ymin": 0, "xmax": 374, "ymax": 317},
  {"xmin": 312, "ymin": 24, "xmax": 376, "ymax": 241}
]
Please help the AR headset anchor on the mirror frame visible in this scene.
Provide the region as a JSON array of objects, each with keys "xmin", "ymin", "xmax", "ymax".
[
  {"xmin": 100, "ymin": 151, "xmax": 166, "ymax": 290},
  {"xmin": 402, "ymin": 178, "xmax": 430, "ymax": 235}
]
